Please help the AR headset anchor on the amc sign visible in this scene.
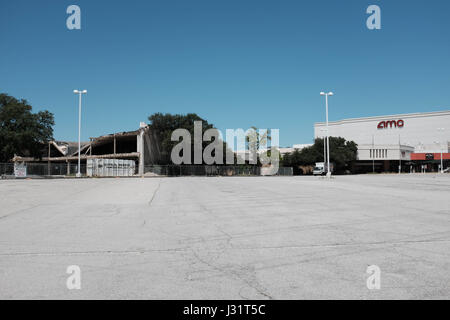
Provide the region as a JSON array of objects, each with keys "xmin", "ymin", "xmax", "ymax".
[{"xmin": 377, "ymin": 119, "xmax": 404, "ymax": 129}]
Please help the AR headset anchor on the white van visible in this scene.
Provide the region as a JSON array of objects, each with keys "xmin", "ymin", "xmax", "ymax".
[{"xmin": 313, "ymin": 162, "xmax": 334, "ymax": 175}]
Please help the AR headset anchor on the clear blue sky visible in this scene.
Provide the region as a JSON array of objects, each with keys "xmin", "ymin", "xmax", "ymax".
[{"xmin": 1, "ymin": 0, "xmax": 449, "ymax": 146}]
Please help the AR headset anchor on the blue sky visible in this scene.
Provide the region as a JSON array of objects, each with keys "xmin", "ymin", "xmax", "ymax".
[{"xmin": 1, "ymin": 0, "xmax": 449, "ymax": 146}]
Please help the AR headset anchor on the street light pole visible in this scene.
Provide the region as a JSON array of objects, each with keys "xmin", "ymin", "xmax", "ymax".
[
  {"xmin": 399, "ymin": 134, "xmax": 401, "ymax": 174},
  {"xmin": 73, "ymin": 90, "xmax": 87, "ymax": 177},
  {"xmin": 437, "ymin": 128, "xmax": 445, "ymax": 174},
  {"xmin": 320, "ymin": 91, "xmax": 333, "ymax": 178},
  {"xmin": 434, "ymin": 141, "xmax": 443, "ymax": 173},
  {"xmin": 372, "ymin": 134, "xmax": 375, "ymax": 173},
  {"xmin": 320, "ymin": 128, "xmax": 327, "ymax": 166}
]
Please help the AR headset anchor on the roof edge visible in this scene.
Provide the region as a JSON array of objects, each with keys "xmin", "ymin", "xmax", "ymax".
[{"xmin": 315, "ymin": 109, "xmax": 450, "ymax": 126}]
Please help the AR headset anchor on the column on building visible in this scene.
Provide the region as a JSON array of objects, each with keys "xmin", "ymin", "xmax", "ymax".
[{"xmin": 137, "ymin": 122, "xmax": 146, "ymax": 175}]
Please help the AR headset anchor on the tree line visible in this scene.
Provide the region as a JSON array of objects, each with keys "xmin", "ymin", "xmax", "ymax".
[{"xmin": 1, "ymin": 92, "xmax": 358, "ymax": 172}]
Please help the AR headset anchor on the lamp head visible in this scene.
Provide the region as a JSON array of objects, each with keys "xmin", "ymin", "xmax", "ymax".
[
  {"xmin": 320, "ymin": 92, "xmax": 325, "ymax": 96},
  {"xmin": 328, "ymin": 92, "xmax": 334, "ymax": 96},
  {"xmin": 82, "ymin": 90, "xmax": 87, "ymax": 94},
  {"xmin": 73, "ymin": 90, "xmax": 79, "ymax": 94}
]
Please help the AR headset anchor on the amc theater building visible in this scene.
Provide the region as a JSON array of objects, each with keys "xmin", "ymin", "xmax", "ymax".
[{"xmin": 314, "ymin": 110, "xmax": 450, "ymax": 173}]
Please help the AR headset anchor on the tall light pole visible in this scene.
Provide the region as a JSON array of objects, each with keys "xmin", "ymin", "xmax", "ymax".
[
  {"xmin": 320, "ymin": 91, "xmax": 333, "ymax": 178},
  {"xmin": 320, "ymin": 128, "xmax": 328, "ymax": 166},
  {"xmin": 437, "ymin": 127, "xmax": 445, "ymax": 173},
  {"xmin": 434, "ymin": 141, "xmax": 443, "ymax": 173},
  {"xmin": 372, "ymin": 134, "xmax": 375, "ymax": 173},
  {"xmin": 398, "ymin": 134, "xmax": 401, "ymax": 174},
  {"xmin": 73, "ymin": 90, "xmax": 87, "ymax": 177}
]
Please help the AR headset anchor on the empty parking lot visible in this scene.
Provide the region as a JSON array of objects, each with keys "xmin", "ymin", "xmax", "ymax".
[{"xmin": 0, "ymin": 174, "xmax": 449, "ymax": 299}]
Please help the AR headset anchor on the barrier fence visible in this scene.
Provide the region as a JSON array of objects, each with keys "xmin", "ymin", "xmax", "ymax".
[
  {"xmin": 1, "ymin": 163, "xmax": 293, "ymax": 177},
  {"xmin": 143, "ymin": 165, "xmax": 293, "ymax": 177},
  {"xmin": 0, "ymin": 163, "xmax": 86, "ymax": 177},
  {"xmin": 87, "ymin": 159, "xmax": 135, "ymax": 177}
]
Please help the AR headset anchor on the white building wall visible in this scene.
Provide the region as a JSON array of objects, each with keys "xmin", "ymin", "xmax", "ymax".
[
  {"xmin": 314, "ymin": 110, "xmax": 450, "ymax": 154},
  {"xmin": 357, "ymin": 144, "xmax": 414, "ymax": 161}
]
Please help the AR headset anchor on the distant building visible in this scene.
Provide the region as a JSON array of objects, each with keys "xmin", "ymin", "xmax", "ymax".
[
  {"xmin": 235, "ymin": 143, "xmax": 312, "ymax": 163},
  {"xmin": 314, "ymin": 110, "xmax": 450, "ymax": 172},
  {"xmin": 278, "ymin": 144, "xmax": 313, "ymax": 156}
]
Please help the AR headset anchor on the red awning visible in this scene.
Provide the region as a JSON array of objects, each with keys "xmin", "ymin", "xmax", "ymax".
[{"xmin": 411, "ymin": 153, "xmax": 450, "ymax": 160}]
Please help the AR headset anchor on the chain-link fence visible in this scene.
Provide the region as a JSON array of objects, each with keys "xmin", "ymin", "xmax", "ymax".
[
  {"xmin": 144, "ymin": 165, "xmax": 293, "ymax": 177},
  {"xmin": 0, "ymin": 163, "xmax": 87, "ymax": 177},
  {"xmin": 1, "ymin": 163, "xmax": 292, "ymax": 177},
  {"xmin": 0, "ymin": 163, "xmax": 14, "ymax": 176}
]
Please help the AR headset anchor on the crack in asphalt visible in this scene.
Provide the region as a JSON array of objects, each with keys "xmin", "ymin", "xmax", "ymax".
[
  {"xmin": 189, "ymin": 247, "xmax": 274, "ymax": 300},
  {"xmin": 231, "ymin": 237, "xmax": 450, "ymax": 251},
  {"xmin": 143, "ymin": 178, "xmax": 162, "ymax": 226},
  {"xmin": 0, "ymin": 247, "xmax": 188, "ymax": 257}
]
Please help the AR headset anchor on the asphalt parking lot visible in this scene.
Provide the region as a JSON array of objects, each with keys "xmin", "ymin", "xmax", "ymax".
[{"xmin": 0, "ymin": 174, "xmax": 449, "ymax": 299}]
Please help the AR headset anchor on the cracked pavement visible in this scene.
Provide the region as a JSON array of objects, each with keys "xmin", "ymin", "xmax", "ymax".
[{"xmin": 0, "ymin": 175, "xmax": 449, "ymax": 299}]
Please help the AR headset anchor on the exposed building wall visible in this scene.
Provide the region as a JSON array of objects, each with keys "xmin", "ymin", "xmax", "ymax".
[
  {"xmin": 143, "ymin": 130, "xmax": 162, "ymax": 165},
  {"xmin": 137, "ymin": 126, "xmax": 164, "ymax": 174}
]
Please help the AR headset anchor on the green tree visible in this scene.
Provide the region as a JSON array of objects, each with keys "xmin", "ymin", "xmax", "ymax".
[
  {"xmin": 245, "ymin": 127, "xmax": 273, "ymax": 166},
  {"xmin": 147, "ymin": 112, "xmax": 232, "ymax": 165},
  {"xmin": 281, "ymin": 137, "xmax": 357, "ymax": 173},
  {"xmin": 327, "ymin": 137, "xmax": 358, "ymax": 171},
  {"xmin": 246, "ymin": 126, "xmax": 271, "ymax": 152},
  {"xmin": 0, "ymin": 93, "xmax": 54, "ymax": 162}
]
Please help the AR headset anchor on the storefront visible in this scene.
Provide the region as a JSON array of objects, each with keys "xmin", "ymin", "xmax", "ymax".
[{"xmin": 410, "ymin": 152, "xmax": 450, "ymax": 172}]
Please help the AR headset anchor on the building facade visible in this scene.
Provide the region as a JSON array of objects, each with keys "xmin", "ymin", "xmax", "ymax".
[{"xmin": 314, "ymin": 110, "xmax": 450, "ymax": 172}]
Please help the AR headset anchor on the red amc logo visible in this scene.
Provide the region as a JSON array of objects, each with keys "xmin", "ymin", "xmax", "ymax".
[{"xmin": 377, "ymin": 119, "xmax": 404, "ymax": 129}]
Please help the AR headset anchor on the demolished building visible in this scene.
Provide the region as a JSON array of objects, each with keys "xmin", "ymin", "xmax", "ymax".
[{"xmin": 12, "ymin": 122, "xmax": 161, "ymax": 175}]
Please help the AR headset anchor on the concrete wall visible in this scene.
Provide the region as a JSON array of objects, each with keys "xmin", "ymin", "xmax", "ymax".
[{"xmin": 137, "ymin": 126, "xmax": 164, "ymax": 174}]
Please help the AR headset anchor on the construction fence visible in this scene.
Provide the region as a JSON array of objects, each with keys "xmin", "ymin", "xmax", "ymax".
[
  {"xmin": 87, "ymin": 159, "xmax": 135, "ymax": 177},
  {"xmin": 0, "ymin": 162, "xmax": 86, "ymax": 177},
  {"xmin": 1, "ymin": 163, "xmax": 293, "ymax": 177},
  {"xmin": 143, "ymin": 165, "xmax": 293, "ymax": 177}
]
